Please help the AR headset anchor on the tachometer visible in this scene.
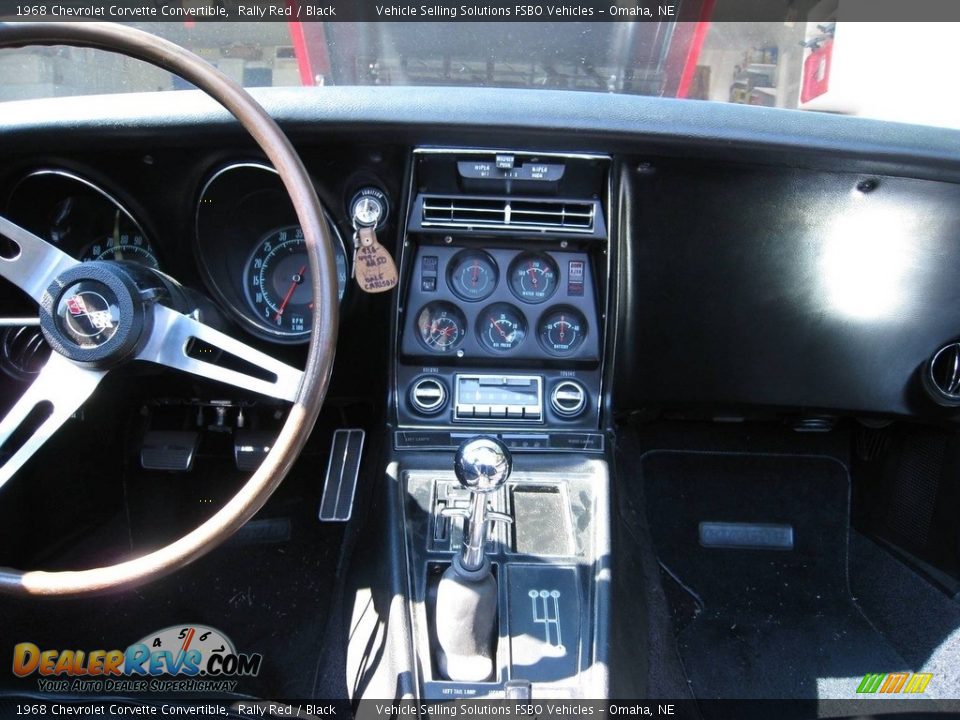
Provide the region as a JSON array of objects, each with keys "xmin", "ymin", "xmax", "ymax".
[
  {"xmin": 243, "ymin": 225, "xmax": 347, "ymax": 340},
  {"xmin": 415, "ymin": 301, "xmax": 467, "ymax": 353}
]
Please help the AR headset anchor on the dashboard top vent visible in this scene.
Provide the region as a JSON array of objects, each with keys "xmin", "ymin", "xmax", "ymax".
[{"xmin": 416, "ymin": 195, "xmax": 603, "ymax": 236}]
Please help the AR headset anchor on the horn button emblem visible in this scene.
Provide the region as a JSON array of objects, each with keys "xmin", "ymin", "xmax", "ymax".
[
  {"xmin": 41, "ymin": 262, "xmax": 149, "ymax": 368},
  {"xmin": 56, "ymin": 282, "xmax": 120, "ymax": 347}
]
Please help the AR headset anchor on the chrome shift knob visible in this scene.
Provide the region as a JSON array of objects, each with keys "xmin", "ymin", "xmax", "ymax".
[
  {"xmin": 451, "ymin": 437, "xmax": 512, "ymax": 572},
  {"xmin": 454, "ymin": 436, "xmax": 512, "ymax": 494}
]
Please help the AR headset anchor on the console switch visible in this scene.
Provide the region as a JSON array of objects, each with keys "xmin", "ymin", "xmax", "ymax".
[
  {"xmin": 421, "ymin": 255, "xmax": 439, "ymax": 292},
  {"xmin": 567, "ymin": 260, "xmax": 585, "ymax": 296}
]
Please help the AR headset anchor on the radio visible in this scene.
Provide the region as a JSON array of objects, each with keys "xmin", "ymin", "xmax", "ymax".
[{"xmin": 453, "ymin": 374, "xmax": 542, "ymax": 422}]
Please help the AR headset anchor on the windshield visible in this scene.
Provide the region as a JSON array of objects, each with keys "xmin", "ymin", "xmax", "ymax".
[{"xmin": 0, "ymin": 19, "xmax": 957, "ymax": 130}]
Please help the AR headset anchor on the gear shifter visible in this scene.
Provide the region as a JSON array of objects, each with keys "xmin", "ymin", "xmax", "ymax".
[{"xmin": 434, "ymin": 436, "xmax": 512, "ymax": 682}]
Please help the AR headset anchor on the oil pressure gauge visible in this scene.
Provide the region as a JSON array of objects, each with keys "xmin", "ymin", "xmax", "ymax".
[{"xmin": 478, "ymin": 303, "xmax": 526, "ymax": 352}]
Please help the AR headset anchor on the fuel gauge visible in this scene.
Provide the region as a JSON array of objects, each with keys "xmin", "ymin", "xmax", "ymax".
[{"xmin": 447, "ymin": 249, "xmax": 498, "ymax": 301}]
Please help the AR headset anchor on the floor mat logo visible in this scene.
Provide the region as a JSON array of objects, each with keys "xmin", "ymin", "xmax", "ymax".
[
  {"xmin": 857, "ymin": 672, "xmax": 933, "ymax": 694},
  {"xmin": 12, "ymin": 624, "xmax": 262, "ymax": 693}
]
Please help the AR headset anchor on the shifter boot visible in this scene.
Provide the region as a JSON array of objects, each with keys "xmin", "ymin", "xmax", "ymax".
[{"xmin": 435, "ymin": 558, "xmax": 498, "ymax": 682}]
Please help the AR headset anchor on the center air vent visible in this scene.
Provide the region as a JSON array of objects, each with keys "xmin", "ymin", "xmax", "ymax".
[
  {"xmin": 924, "ymin": 342, "xmax": 960, "ymax": 407},
  {"xmin": 419, "ymin": 195, "xmax": 598, "ymax": 234}
]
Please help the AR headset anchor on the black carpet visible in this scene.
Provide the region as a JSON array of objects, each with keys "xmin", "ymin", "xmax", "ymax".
[
  {"xmin": 642, "ymin": 451, "xmax": 906, "ymax": 700},
  {"xmin": 0, "ymin": 496, "xmax": 342, "ymax": 699}
]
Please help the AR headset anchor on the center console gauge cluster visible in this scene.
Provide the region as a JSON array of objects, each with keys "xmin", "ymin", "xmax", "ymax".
[
  {"xmin": 394, "ymin": 149, "xmax": 609, "ymax": 444},
  {"xmin": 399, "ymin": 245, "xmax": 600, "ymax": 362}
]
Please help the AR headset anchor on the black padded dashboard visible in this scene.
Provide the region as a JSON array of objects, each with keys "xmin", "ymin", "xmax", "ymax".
[{"xmin": 3, "ymin": 86, "xmax": 960, "ymax": 424}]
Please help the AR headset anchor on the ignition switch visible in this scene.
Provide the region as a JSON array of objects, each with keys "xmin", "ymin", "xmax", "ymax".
[{"xmin": 349, "ymin": 187, "xmax": 389, "ymax": 230}]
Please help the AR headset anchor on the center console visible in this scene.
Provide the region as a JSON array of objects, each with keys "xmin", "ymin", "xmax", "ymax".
[{"xmin": 389, "ymin": 148, "xmax": 611, "ymax": 700}]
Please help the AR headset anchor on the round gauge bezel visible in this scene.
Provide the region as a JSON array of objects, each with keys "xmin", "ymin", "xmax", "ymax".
[
  {"xmin": 195, "ymin": 162, "xmax": 349, "ymax": 345},
  {"xmin": 446, "ymin": 249, "xmax": 499, "ymax": 302},
  {"xmin": 537, "ymin": 305, "xmax": 588, "ymax": 356},
  {"xmin": 7, "ymin": 168, "xmax": 159, "ymax": 270},
  {"xmin": 507, "ymin": 251, "xmax": 560, "ymax": 304},
  {"xmin": 414, "ymin": 301, "xmax": 468, "ymax": 354},
  {"xmin": 476, "ymin": 302, "xmax": 527, "ymax": 353}
]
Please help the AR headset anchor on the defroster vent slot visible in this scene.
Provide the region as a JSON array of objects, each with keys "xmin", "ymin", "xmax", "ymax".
[{"xmin": 418, "ymin": 195, "xmax": 600, "ymax": 235}]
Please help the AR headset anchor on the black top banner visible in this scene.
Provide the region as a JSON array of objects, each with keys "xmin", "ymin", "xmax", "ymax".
[{"xmin": 2, "ymin": 0, "xmax": 960, "ymax": 22}]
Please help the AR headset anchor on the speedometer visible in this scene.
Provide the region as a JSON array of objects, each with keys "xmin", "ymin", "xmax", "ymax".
[
  {"xmin": 243, "ymin": 225, "xmax": 348, "ymax": 340},
  {"xmin": 79, "ymin": 208, "xmax": 159, "ymax": 268}
]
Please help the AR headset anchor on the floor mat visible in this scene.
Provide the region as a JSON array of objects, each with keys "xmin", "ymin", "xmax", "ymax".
[
  {"xmin": 0, "ymin": 500, "xmax": 342, "ymax": 699},
  {"xmin": 643, "ymin": 450, "xmax": 906, "ymax": 700}
]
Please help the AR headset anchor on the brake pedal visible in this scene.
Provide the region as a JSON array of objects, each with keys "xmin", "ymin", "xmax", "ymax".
[
  {"xmin": 140, "ymin": 431, "xmax": 199, "ymax": 472},
  {"xmin": 319, "ymin": 429, "xmax": 365, "ymax": 522},
  {"xmin": 234, "ymin": 430, "xmax": 274, "ymax": 472}
]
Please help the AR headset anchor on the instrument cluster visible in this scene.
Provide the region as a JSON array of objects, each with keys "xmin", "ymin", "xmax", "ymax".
[
  {"xmin": 401, "ymin": 244, "xmax": 599, "ymax": 362},
  {"xmin": 2, "ymin": 164, "xmax": 356, "ymax": 348}
]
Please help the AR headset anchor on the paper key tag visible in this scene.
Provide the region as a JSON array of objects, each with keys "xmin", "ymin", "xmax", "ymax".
[{"xmin": 353, "ymin": 226, "xmax": 398, "ymax": 294}]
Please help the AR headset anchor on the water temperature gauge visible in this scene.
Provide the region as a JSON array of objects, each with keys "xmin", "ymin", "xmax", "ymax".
[
  {"xmin": 538, "ymin": 306, "xmax": 587, "ymax": 356},
  {"xmin": 508, "ymin": 251, "xmax": 558, "ymax": 304}
]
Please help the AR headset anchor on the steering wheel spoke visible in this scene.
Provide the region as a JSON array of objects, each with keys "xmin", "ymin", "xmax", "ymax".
[
  {"xmin": 137, "ymin": 303, "xmax": 304, "ymax": 402},
  {"xmin": 0, "ymin": 215, "xmax": 81, "ymax": 304},
  {"xmin": 0, "ymin": 353, "xmax": 106, "ymax": 490}
]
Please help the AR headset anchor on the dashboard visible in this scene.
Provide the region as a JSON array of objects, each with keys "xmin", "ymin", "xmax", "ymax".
[{"xmin": 3, "ymin": 85, "xmax": 960, "ymax": 432}]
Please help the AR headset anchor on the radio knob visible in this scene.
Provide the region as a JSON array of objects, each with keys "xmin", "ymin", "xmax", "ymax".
[
  {"xmin": 550, "ymin": 380, "xmax": 587, "ymax": 418},
  {"xmin": 411, "ymin": 377, "xmax": 447, "ymax": 415}
]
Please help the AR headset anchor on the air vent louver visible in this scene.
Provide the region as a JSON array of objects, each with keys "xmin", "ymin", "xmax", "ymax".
[
  {"xmin": 421, "ymin": 196, "xmax": 596, "ymax": 233},
  {"xmin": 1, "ymin": 326, "xmax": 49, "ymax": 382},
  {"xmin": 924, "ymin": 342, "xmax": 960, "ymax": 407}
]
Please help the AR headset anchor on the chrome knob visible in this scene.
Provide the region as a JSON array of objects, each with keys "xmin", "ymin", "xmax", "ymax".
[
  {"xmin": 452, "ymin": 437, "xmax": 512, "ymax": 572},
  {"xmin": 454, "ymin": 436, "xmax": 512, "ymax": 494}
]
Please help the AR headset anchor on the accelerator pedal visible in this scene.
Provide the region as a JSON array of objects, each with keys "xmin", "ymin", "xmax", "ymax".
[{"xmin": 319, "ymin": 429, "xmax": 365, "ymax": 522}]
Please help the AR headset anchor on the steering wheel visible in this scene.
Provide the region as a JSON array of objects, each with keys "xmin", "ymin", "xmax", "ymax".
[{"xmin": 0, "ymin": 22, "xmax": 339, "ymax": 596}]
